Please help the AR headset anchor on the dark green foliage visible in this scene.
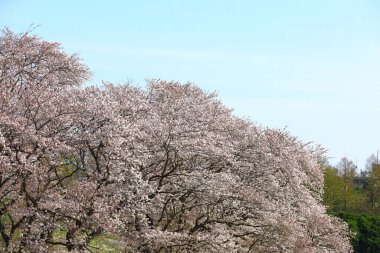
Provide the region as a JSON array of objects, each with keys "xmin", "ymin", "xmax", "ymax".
[{"xmin": 331, "ymin": 212, "xmax": 380, "ymax": 253}]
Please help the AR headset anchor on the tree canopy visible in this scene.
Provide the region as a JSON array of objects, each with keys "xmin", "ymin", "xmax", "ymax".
[{"xmin": 0, "ymin": 29, "xmax": 352, "ymax": 252}]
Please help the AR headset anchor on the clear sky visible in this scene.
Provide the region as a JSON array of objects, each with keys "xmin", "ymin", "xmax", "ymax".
[{"xmin": 1, "ymin": 0, "xmax": 380, "ymax": 170}]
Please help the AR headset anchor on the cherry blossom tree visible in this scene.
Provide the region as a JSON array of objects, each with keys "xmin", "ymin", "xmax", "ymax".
[
  {"xmin": 0, "ymin": 28, "xmax": 149, "ymax": 252},
  {"xmin": 124, "ymin": 80, "xmax": 352, "ymax": 253},
  {"xmin": 0, "ymin": 28, "xmax": 94, "ymax": 252},
  {"xmin": 0, "ymin": 29, "xmax": 352, "ymax": 252}
]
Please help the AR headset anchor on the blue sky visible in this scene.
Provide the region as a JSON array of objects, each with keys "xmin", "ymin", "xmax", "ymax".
[{"xmin": 1, "ymin": 0, "xmax": 380, "ymax": 169}]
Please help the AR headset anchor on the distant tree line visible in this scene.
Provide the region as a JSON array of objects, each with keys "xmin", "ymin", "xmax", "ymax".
[
  {"xmin": 323, "ymin": 154, "xmax": 380, "ymax": 252},
  {"xmin": 323, "ymin": 154, "xmax": 380, "ymax": 215}
]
